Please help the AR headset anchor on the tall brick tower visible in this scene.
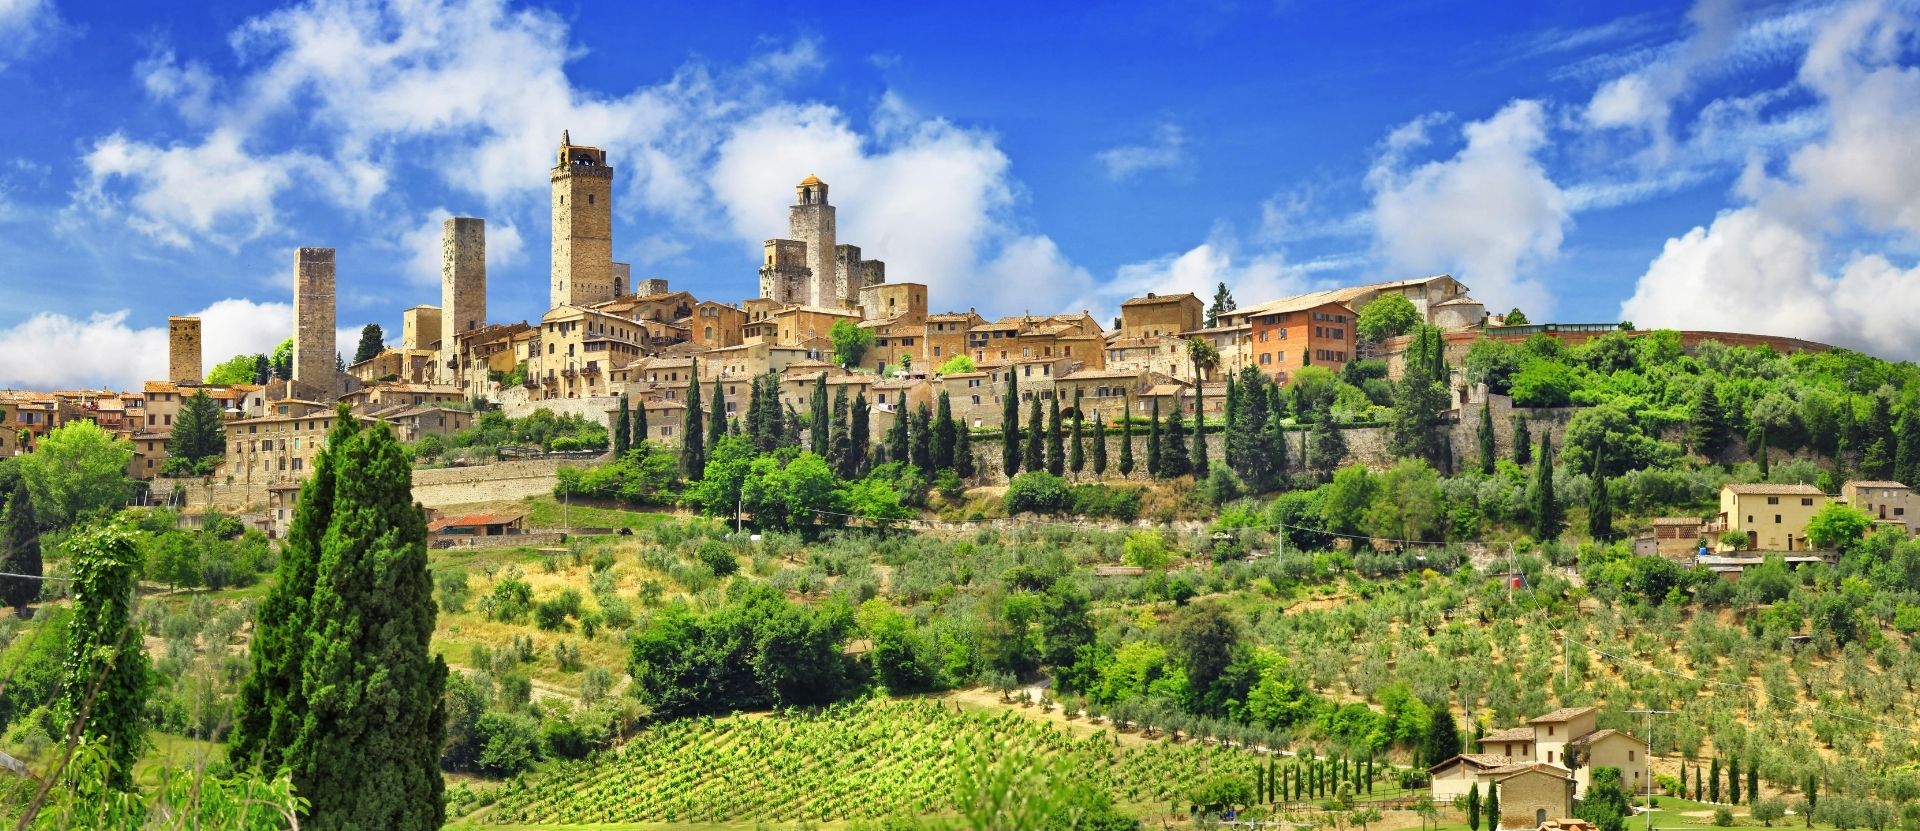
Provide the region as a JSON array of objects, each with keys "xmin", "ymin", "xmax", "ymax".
[
  {"xmin": 789, "ymin": 174, "xmax": 836, "ymax": 308},
  {"xmin": 440, "ymin": 217, "xmax": 487, "ymax": 385},
  {"xmin": 167, "ymin": 316, "xmax": 201, "ymax": 384},
  {"xmin": 292, "ymin": 247, "xmax": 337, "ymax": 396},
  {"xmin": 551, "ymin": 131, "xmax": 614, "ymax": 309}
]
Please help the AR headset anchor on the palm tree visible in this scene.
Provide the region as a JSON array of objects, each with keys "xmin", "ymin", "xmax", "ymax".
[{"xmin": 1187, "ymin": 336, "xmax": 1220, "ymax": 386}]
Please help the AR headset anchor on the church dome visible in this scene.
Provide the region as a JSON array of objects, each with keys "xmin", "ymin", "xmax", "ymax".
[{"xmin": 798, "ymin": 173, "xmax": 824, "ymax": 186}]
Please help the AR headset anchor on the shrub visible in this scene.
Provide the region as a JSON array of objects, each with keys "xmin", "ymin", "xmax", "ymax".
[
  {"xmin": 695, "ymin": 539, "xmax": 740, "ymax": 577},
  {"xmin": 1070, "ymin": 484, "xmax": 1142, "ymax": 521},
  {"xmin": 1712, "ymin": 806, "xmax": 1734, "ymax": 827},
  {"xmin": 1005, "ymin": 471, "xmax": 1071, "ymax": 514}
]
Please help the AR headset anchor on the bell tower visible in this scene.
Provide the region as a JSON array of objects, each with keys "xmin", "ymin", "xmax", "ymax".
[
  {"xmin": 551, "ymin": 131, "xmax": 614, "ymax": 308},
  {"xmin": 789, "ymin": 174, "xmax": 836, "ymax": 308}
]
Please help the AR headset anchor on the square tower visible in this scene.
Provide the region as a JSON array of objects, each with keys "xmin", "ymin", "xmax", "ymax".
[
  {"xmin": 789, "ymin": 174, "xmax": 836, "ymax": 308},
  {"xmin": 402, "ymin": 305, "xmax": 442, "ymax": 352},
  {"xmin": 440, "ymin": 216, "xmax": 487, "ymax": 384},
  {"xmin": 551, "ymin": 131, "xmax": 615, "ymax": 309},
  {"xmin": 167, "ymin": 316, "xmax": 201, "ymax": 384},
  {"xmin": 292, "ymin": 247, "xmax": 337, "ymax": 395},
  {"xmin": 759, "ymin": 239, "xmax": 811, "ymax": 306}
]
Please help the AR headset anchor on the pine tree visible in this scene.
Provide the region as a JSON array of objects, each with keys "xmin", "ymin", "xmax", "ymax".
[
  {"xmin": 911, "ymin": 403, "xmax": 934, "ymax": 471},
  {"xmin": 1863, "ymin": 391, "xmax": 1897, "ymax": 479},
  {"xmin": 1146, "ymin": 399, "xmax": 1162, "ymax": 477},
  {"xmin": 292, "ymin": 419, "xmax": 446, "ymax": 830},
  {"xmin": 706, "ymin": 379, "xmax": 726, "ymax": 453},
  {"xmin": 1068, "ymin": 394, "xmax": 1085, "ymax": 476},
  {"xmin": 934, "ymin": 391, "xmax": 957, "ymax": 471},
  {"xmin": 1513, "ymin": 415, "xmax": 1532, "ymax": 465},
  {"xmin": 1163, "ymin": 398, "xmax": 1191, "ymax": 478},
  {"xmin": 233, "ymin": 415, "xmax": 358, "ymax": 774},
  {"xmin": 1046, "ymin": 395, "xmax": 1065, "ymax": 476},
  {"xmin": 252, "ymin": 353, "xmax": 272, "ymax": 385},
  {"xmin": 1896, "ymin": 406, "xmax": 1920, "ymax": 486},
  {"xmin": 1309, "ymin": 402, "xmax": 1346, "ymax": 481},
  {"xmin": 954, "ymin": 419, "xmax": 976, "ymax": 478},
  {"xmin": 811, "ymin": 373, "xmax": 831, "ymax": 457},
  {"xmin": 1091, "ymin": 409, "xmax": 1108, "ymax": 476},
  {"xmin": 1, "ymin": 485, "xmax": 41, "ymax": 618},
  {"xmin": 1206, "ymin": 281, "xmax": 1236, "ymax": 328},
  {"xmin": 1025, "ymin": 397, "xmax": 1045, "ymax": 473},
  {"xmin": 166, "ymin": 389, "xmax": 227, "ymax": 474},
  {"xmin": 1425, "ymin": 707, "xmax": 1460, "ymax": 766},
  {"xmin": 1689, "ymin": 382, "xmax": 1729, "ymax": 460},
  {"xmin": 1190, "ymin": 391, "xmax": 1209, "ymax": 477},
  {"xmin": 1588, "ymin": 434, "xmax": 1612, "ymax": 540},
  {"xmin": 1477, "ymin": 400, "xmax": 1497, "ymax": 475},
  {"xmin": 56, "ymin": 521, "xmax": 148, "ymax": 791},
  {"xmin": 1002, "ymin": 369, "xmax": 1022, "ymax": 475},
  {"xmin": 1228, "ymin": 367, "xmax": 1279, "ymax": 492},
  {"xmin": 353, "ymin": 322, "xmax": 385, "ymax": 364},
  {"xmin": 681, "ymin": 363, "xmax": 705, "ymax": 480},
  {"xmin": 613, "ymin": 393, "xmax": 631, "ymax": 457},
  {"xmin": 850, "ymin": 392, "xmax": 871, "ymax": 475},
  {"xmin": 1532, "ymin": 432, "xmax": 1562, "ymax": 541},
  {"xmin": 633, "ymin": 399, "xmax": 648, "ymax": 448},
  {"xmin": 1389, "ymin": 326, "xmax": 1450, "ymax": 467}
]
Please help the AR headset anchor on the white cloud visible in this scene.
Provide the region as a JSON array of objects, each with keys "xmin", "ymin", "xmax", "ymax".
[
  {"xmin": 0, "ymin": 299, "xmax": 291, "ymax": 390},
  {"xmin": 1621, "ymin": 0, "xmax": 1920, "ymax": 359},
  {"xmin": 77, "ymin": 129, "xmax": 317, "ymax": 249},
  {"xmin": 1095, "ymin": 124, "xmax": 1190, "ymax": 181},
  {"xmin": 1367, "ymin": 100, "xmax": 1568, "ymax": 317},
  {"xmin": 0, "ymin": 0, "xmax": 61, "ymax": 71},
  {"xmin": 1582, "ymin": 0, "xmax": 1743, "ymax": 158}
]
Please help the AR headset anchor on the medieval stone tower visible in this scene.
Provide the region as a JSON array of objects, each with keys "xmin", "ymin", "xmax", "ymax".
[
  {"xmin": 551, "ymin": 131, "xmax": 614, "ymax": 309},
  {"xmin": 292, "ymin": 247, "xmax": 337, "ymax": 396},
  {"xmin": 789, "ymin": 174, "xmax": 836, "ymax": 307},
  {"xmin": 440, "ymin": 216, "xmax": 487, "ymax": 384},
  {"xmin": 167, "ymin": 316, "xmax": 201, "ymax": 384}
]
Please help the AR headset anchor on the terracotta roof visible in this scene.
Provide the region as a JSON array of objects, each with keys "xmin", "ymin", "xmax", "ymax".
[
  {"xmin": 1652, "ymin": 517, "xmax": 1703, "ymax": 526},
  {"xmin": 1121, "ymin": 292, "xmax": 1200, "ymax": 307},
  {"xmin": 1490, "ymin": 762, "xmax": 1573, "ymax": 782},
  {"xmin": 1845, "ymin": 480, "xmax": 1909, "ymax": 489},
  {"xmin": 1425, "ymin": 753, "xmax": 1517, "ymax": 773},
  {"xmin": 1723, "ymin": 483, "xmax": 1825, "ymax": 496},
  {"xmin": 1569, "ymin": 728, "xmax": 1645, "ymax": 749},
  {"xmin": 1479, "ymin": 726, "xmax": 1534, "ymax": 743},
  {"xmin": 1529, "ymin": 706, "xmax": 1598, "ymax": 724},
  {"xmin": 1059, "ymin": 369, "xmax": 1143, "ymax": 381},
  {"xmin": 1229, "ymin": 290, "xmax": 1360, "ymax": 319},
  {"xmin": 926, "ymin": 312, "xmax": 979, "ymax": 322},
  {"xmin": 428, "ymin": 511, "xmax": 526, "ymax": 533}
]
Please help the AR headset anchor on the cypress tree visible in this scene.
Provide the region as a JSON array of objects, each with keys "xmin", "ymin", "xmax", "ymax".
[
  {"xmin": 1146, "ymin": 399, "xmax": 1162, "ymax": 477},
  {"xmin": 1532, "ymin": 432, "xmax": 1562, "ymax": 541},
  {"xmin": 613, "ymin": 393, "xmax": 631, "ymax": 457},
  {"xmin": 1, "ymin": 485, "xmax": 41, "ymax": 618},
  {"xmin": 1710, "ymin": 757, "xmax": 1721, "ymax": 803},
  {"xmin": 1754, "ymin": 425, "xmax": 1770, "ymax": 479},
  {"xmin": 933, "ymin": 391, "xmax": 957, "ymax": 471},
  {"xmin": 1897, "ymin": 407, "xmax": 1920, "ymax": 487},
  {"xmin": 911, "ymin": 403, "xmax": 933, "ymax": 471},
  {"xmin": 1477, "ymin": 399, "xmax": 1496, "ymax": 474},
  {"xmin": 633, "ymin": 398, "xmax": 648, "ymax": 448},
  {"xmin": 1804, "ymin": 775, "xmax": 1816, "ymax": 827},
  {"xmin": 233, "ymin": 414, "xmax": 358, "ymax": 773},
  {"xmin": 1425, "ymin": 707, "xmax": 1460, "ymax": 766},
  {"xmin": 1309, "ymin": 402, "xmax": 1346, "ymax": 481},
  {"xmin": 888, "ymin": 404, "xmax": 910, "ymax": 465},
  {"xmin": 850, "ymin": 392, "xmax": 871, "ymax": 475},
  {"xmin": 1863, "ymin": 391, "xmax": 1896, "ymax": 479},
  {"xmin": 1729, "ymin": 755, "xmax": 1741, "ymax": 805},
  {"xmin": 1681, "ymin": 763, "xmax": 1687, "ymax": 797},
  {"xmin": 293, "ymin": 418, "xmax": 446, "ymax": 830},
  {"xmin": 1190, "ymin": 390, "xmax": 1209, "ymax": 477},
  {"xmin": 811, "ymin": 373, "xmax": 831, "ymax": 457},
  {"xmin": 707, "ymin": 379, "xmax": 726, "ymax": 453},
  {"xmin": 253, "ymin": 353, "xmax": 272, "ymax": 385},
  {"xmin": 1163, "ymin": 398, "xmax": 1191, "ymax": 477},
  {"xmin": 681, "ymin": 363, "xmax": 705, "ymax": 480},
  {"xmin": 1091, "ymin": 409, "xmax": 1108, "ymax": 476},
  {"xmin": 1694, "ymin": 765, "xmax": 1702, "ymax": 802},
  {"xmin": 1229, "ymin": 367, "xmax": 1278, "ymax": 492},
  {"xmin": 1046, "ymin": 395, "xmax": 1065, "ymax": 476},
  {"xmin": 1689, "ymin": 382, "xmax": 1728, "ymax": 460},
  {"xmin": 1747, "ymin": 759, "xmax": 1758, "ymax": 806},
  {"xmin": 1467, "ymin": 782, "xmax": 1481, "ymax": 831},
  {"xmin": 1025, "ymin": 397, "xmax": 1045, "ymax": 473},
  {"xmin": 954, "ymin": 418, "xmax": 976, "ymax": 478},
  {"xmin": 1002, "ymin": 369, "xmax": 1021, "ymax": 475},
  {"xmin": 1588, "ymin": 434, "xmax": 1612, "ymax": 540},
  {"xmin": 1118, "ymin": 404, "xmax": 1135, "ymax": 477},
  {"xmin": 1069, "ymin": 393, "xmax": 1085, "ymax": 476},
  {"xmin": 1485, "ymin": 782, "xmax": 1499, "ymax": 831},
  {"xmin": 830, "ymin": 386, "xmax": 852, "ymax": 476},
  {"xmin": 1513, "ymin": 414, "xmax": 1532, "ymax": 465},
  {"xmin": 56, "ymin": 521, "xmax": 148, "ymax": 792},
  {"xmin": 1222, "ymin": 376, "xmax": 1241, "ymax": 469}
]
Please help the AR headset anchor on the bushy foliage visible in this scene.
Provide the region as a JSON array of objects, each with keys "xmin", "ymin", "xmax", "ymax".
[{"xmin": 1006, "ymin": 471, "xmax": 1072, "ymax": 514}]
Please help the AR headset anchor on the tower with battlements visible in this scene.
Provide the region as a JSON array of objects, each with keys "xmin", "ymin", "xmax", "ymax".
[
  {"xmin": 292, "ymin": 247, "xmax": 337, "ymax": 396},
  {"xmin": 440, "ymin": 216, "xmax": 487, "ymax": 384},
  {"xmin": 789, "ymin": 175, "xmax": 836, "ymax": 307},
  {"xmin": 168, "ymin": 316, "xmax": 201, "ymax": 384},
  {"xmin": 551, "ymin": 131, "xmax": 614, "ymax": 309}
]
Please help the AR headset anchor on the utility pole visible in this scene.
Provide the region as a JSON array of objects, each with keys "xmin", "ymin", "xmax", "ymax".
[{"xmin": 1627, "ymin": 709, "xmax": 1675, "ymax": 831}]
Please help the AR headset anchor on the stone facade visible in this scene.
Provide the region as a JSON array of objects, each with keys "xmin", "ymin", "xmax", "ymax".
[
  {"xmin": 758, "ymin": 239, "xmax": 812, "ymax": 306},
  {"xmin": 402, "ymin": 304, "xmax": 443, "ymax": 352},
  {"xmin": 1118, "ymin": 292, "xmax": 1202, "ymax": 338},
  {"xmin": 790, "ymin": 176, "xmax": 836, "ymax": 307},
  {"xmin": 550, "ymin": 133, "xmax": 614, "ymax": 308},
  {"xmin": 440, "ymin": 215, "xmax": 488, "ymax": 389},
  {"xmin": 292, "ymin": 247, "xmax": 338, "ymax": 397},
  {"xmin": 837, "ymin": 243, "xmax": 885, "ymax": 309},
  {"xmin": 167, "ymin": 316, "xmax": 201, "ymax": 384},
  {"xmin": 1490, "ymin": 766, "xmax": 1574, "ymax": 831}
]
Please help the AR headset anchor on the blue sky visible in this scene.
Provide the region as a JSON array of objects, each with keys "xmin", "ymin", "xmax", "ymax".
[{"xmin": 3, "ymin": 0, "xmax": 1919, "ymax": 389}]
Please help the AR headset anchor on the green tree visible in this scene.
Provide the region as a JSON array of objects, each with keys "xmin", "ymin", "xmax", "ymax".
[
  {"xmin": 56, "ymin": 520, "xmax": 150, "ymax": 792},
  {"xmin": 1162, "ymin": 398, "xmax": 1191, "ymax": 478},
  {"xmin": 911, "ymin": 403, "xmax": 934, "ymax": 471},
  {"xmin": 934, "ymin": 391, "xmax": 957, "ymax": 471},
  {"xmin": 253, "ymin": 353, "xmax": 272, "ymax": 384},
  {"xmin": 1118, "ymin": 404, "xmax": 1135, "ymax": 477},
  {"xmin": 1466, "ymin": 782, "xmax": 1481, "ymax": 831},
  {"xmin": 205, "ymin": 353, "xmax": 258, "ymax": 384},
  {"xmin": 1689, "ymin": 382, "xmax": 1729, "ymax": 459},
  {"xmin": 1485, "ymin": 782, "xmax": 1499, "ymax": 831},
  {"xmin": 1190, "ymin": 389, "xmax": 1210, "ymax": 477},
  {"xmin": 682, "ymin": 362, "xmax": 706, "ymax": 480},
  {"xmin": 831, "ymin": 319, "xmax": 876, "ymax": 367},
  {"xmin": 1164, "ymin": 601, "xmax": 1244, "ymax": 714},
  {"xmin": 1322, "ymin": 464, "xmax": 1378, "ymax": 536},
  {"xmin": 1729, "ymin": 755, "xmax": 1741, "ymax": 805},
  {"xmin": 1206, "ymin": 281, "xmax": 1236, "ymax": 328},
  {"xmin": 1532, "ymin": 432, "xmax": 1562, "ymax": 541},
  {"xmin": 17, "ymin": 420, "xmax": 134, "ymax": 529},
  {"xmin": 1045, "ymin": 395, "xmax": 1065, "ymax": 476},
  {"xmin": 1711, "ymin": 757, "xmax": 1721, "ymax": 803},
  {"xmin": 1513, "ymin": 414, "xmax": 1533, "ymax": 465},
  {"xmin": 2, "ymin": 484, "xmax": 42, "ymax": 618},
  {"xmin": 937, "ymin": 354, "xmax": 976, "ymax": 375},
  {"xmin": 1025, "ymin": 397, "xmax": 1045, "ymax": 474},
  {"xmin": 1090, "ymin": 408, "xmax": 1107, "ymax": 477},
  {"xmin": 1477, "ymin": 400, "xmax": 1497, "ymax": 475},
  {"xmin": 1747, "ymin": 760, "xmax": 1759, "ymax": 807},
  {"xmin": 1227, "ymin": 367, "xmax": 1280, "ymax": 492},
  {"xmin": 353, "ymin": 323, "xmax": 384, "ymax": 364},
  {"xmin": 1503, "ymin": 307, "xmax": 1529, "ymax": 325},
  {"xmin": 1588, "ymin": 434, "xmax": 1613, "ymax": 540},
  {"xmin": 613, "ymin": 393, "xmax": 631, "ymax": 458},
  {"xmin": 1146, "ymin": 399, "xmax": 1162, "ymax": 477},
  {"xmin": 1068, "ymin": 394, "xmax": 1085, "ymax": 477},
  {"xmin": 1803, "ymin": 775, "xmax": 1817, "ymax": 828},
  {"xmin": 1806, "ymin": 502, "xmax": 1873, "ymax": 553},
  {"xmin": 1188, "ymin": 337, "xmax": 1220, "ymax": 386},
  {"xmin": 807, "ymin": 373, "xmax": 829, "ymax": 457},
  {"xmin": 1308, "ymin": 401, "xmax": 1347, "ymax": 481},
  {"xmin": 1896, "ymin": 406, "xmax": 1920, "ymax": 487},
  {"xmin": 632, "ymin": 398, "xmax": 648, "ymax": 448},
  {"xmin": 1425, "ymin": 706, "xmax": 1460, "ymax": 766},
  {"xmin": 1356, "ymin": 294, "xmax": 1420, "ymax": 343},
  {"xmin": 706, "ymin": 379, "xmax": 726, "ymax": 454},
  {"xmin": 954, "ymin": 419, "xmax": 975, "ymax": 478},
  {"xmin": 850, "ymin": 391, "xmax": 870, "ymax": 476},
  {"xmin": 1002, "ymin": 369, "xmax": 1021, "ymax": 476},
  {"xmin": 164, "ymin": 389, "xmax": 227, "ymax": 476},
  {"xmin": 271, "ymin": 337, "xmax": 294, "ymax": 380},
  {"xmin": 1389, "ymin": 326, "xmax": 1450, "ymax": 467},
  {"xmin": 829, "ymin": 386, "xmax": 852, "ymax": 475},
  {"xmin": 1578, "ymin": 767, "xmax": 1633, "ymax": 831}
]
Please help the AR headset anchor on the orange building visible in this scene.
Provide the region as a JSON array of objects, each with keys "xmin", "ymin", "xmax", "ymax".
[{"xmin": 1222, "ymin": 294, "xmax": 1358, "ymax": 382}]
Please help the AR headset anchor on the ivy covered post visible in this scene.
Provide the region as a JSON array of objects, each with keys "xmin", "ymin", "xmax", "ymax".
[{"xmin": 55, "ymin": 520, "xmax": 149, "ymax": 792}]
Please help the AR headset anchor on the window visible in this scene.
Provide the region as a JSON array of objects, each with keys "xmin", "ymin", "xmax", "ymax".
[
  {"xmin": 971, "ymin": 395, "xmax": 981, "ymax": 405},
  {"xmin": 1547, "ymin": 726, "xmax": 1555, "ymax": 737},
  {"xmin": 1775, "ymin": 514, "xmax": 1782, "ymax": 524},
  {"xmin": 1629, "ymin": 750, "xmax": 1636, "ymax": 761},
  {"xmin": 1260, "ymin": 353, "xmax": 1271, "ymax": 365},
  {"xmin": 1767, "ymin": 496, "xmax": 1779, "ymax": 505},
  {"xmin": 1801, "ymin": 497, "xmax": 1814, "ymax": 506}
]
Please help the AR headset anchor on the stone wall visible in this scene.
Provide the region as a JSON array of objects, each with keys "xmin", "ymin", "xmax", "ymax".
[
  {"xmin": 412, "ymin": 458, "xmax": 569, "ymax": 508},
  {"xmin": 168, "ymin": 316, "xmax": 201, "ymax": 384},
  {"xmin": 496, "ymin": 386, "xmax": 622, "ymax": 430},
  {"xmin": 439, "ymin": 217, "xmax": 485, "ymax": 384}
]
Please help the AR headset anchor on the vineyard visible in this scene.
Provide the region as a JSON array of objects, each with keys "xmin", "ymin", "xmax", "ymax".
[{"xmin": 466, "ymin": 698, "xmax": 1273, "ymax": 825}]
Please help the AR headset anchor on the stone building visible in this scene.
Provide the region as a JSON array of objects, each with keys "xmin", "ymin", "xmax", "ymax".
[
  {"xmin": 757, "ymin": 176, "xmax": 886, "ymax": 310},
  {"xmin": 1220, "ymin": 293, "xmax": 1358, "ymax": 381},
  {"xmin": 223, "ymin": 399, "xmax": 351, "ymax": 486},
  {"xmin": 1117, "ymin": 292, "xmax": 1202, "ymax": 339},
  {"xmin": 836, "ymin": 243, "xmax": 887, "ymax": 309},
  {"xmin": 689, "ymin": 301, "xmax": 747, "ymax": 350},
  {"xmin": 528, "ymin": 305, "xmax": 653, "ymax": 398},
  {"xmin": 550, "ymin": 132, "xmax": 615, "ymax": 309},
  {"xmin": 1840, "ymin": 480, "xmax": 1919, "ymax": 536},
  {"xmin": 402, "ymin": 304, "xmax": 442, "ymax": 352},
  {"xmin": 293, "ymin": 247, "xmax": 340, "ymax": 398},
  {"xmin": 1719, "ymin": 482, "xmax": 1827, "ymax": 551},
  {"xmin": 440, "ymin": 216, "xmax": 488, "ymax": 384},
  {"xmin": 168, "ymin": 316, "xmax": 201, "ymax": 384},
  {"xmin": 924, "ymin": 311, "xmax": 985, "ymax": 368},
  {"xmin": 790, "ymin": 175, "xmax": 836, "ymax": 307}
]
